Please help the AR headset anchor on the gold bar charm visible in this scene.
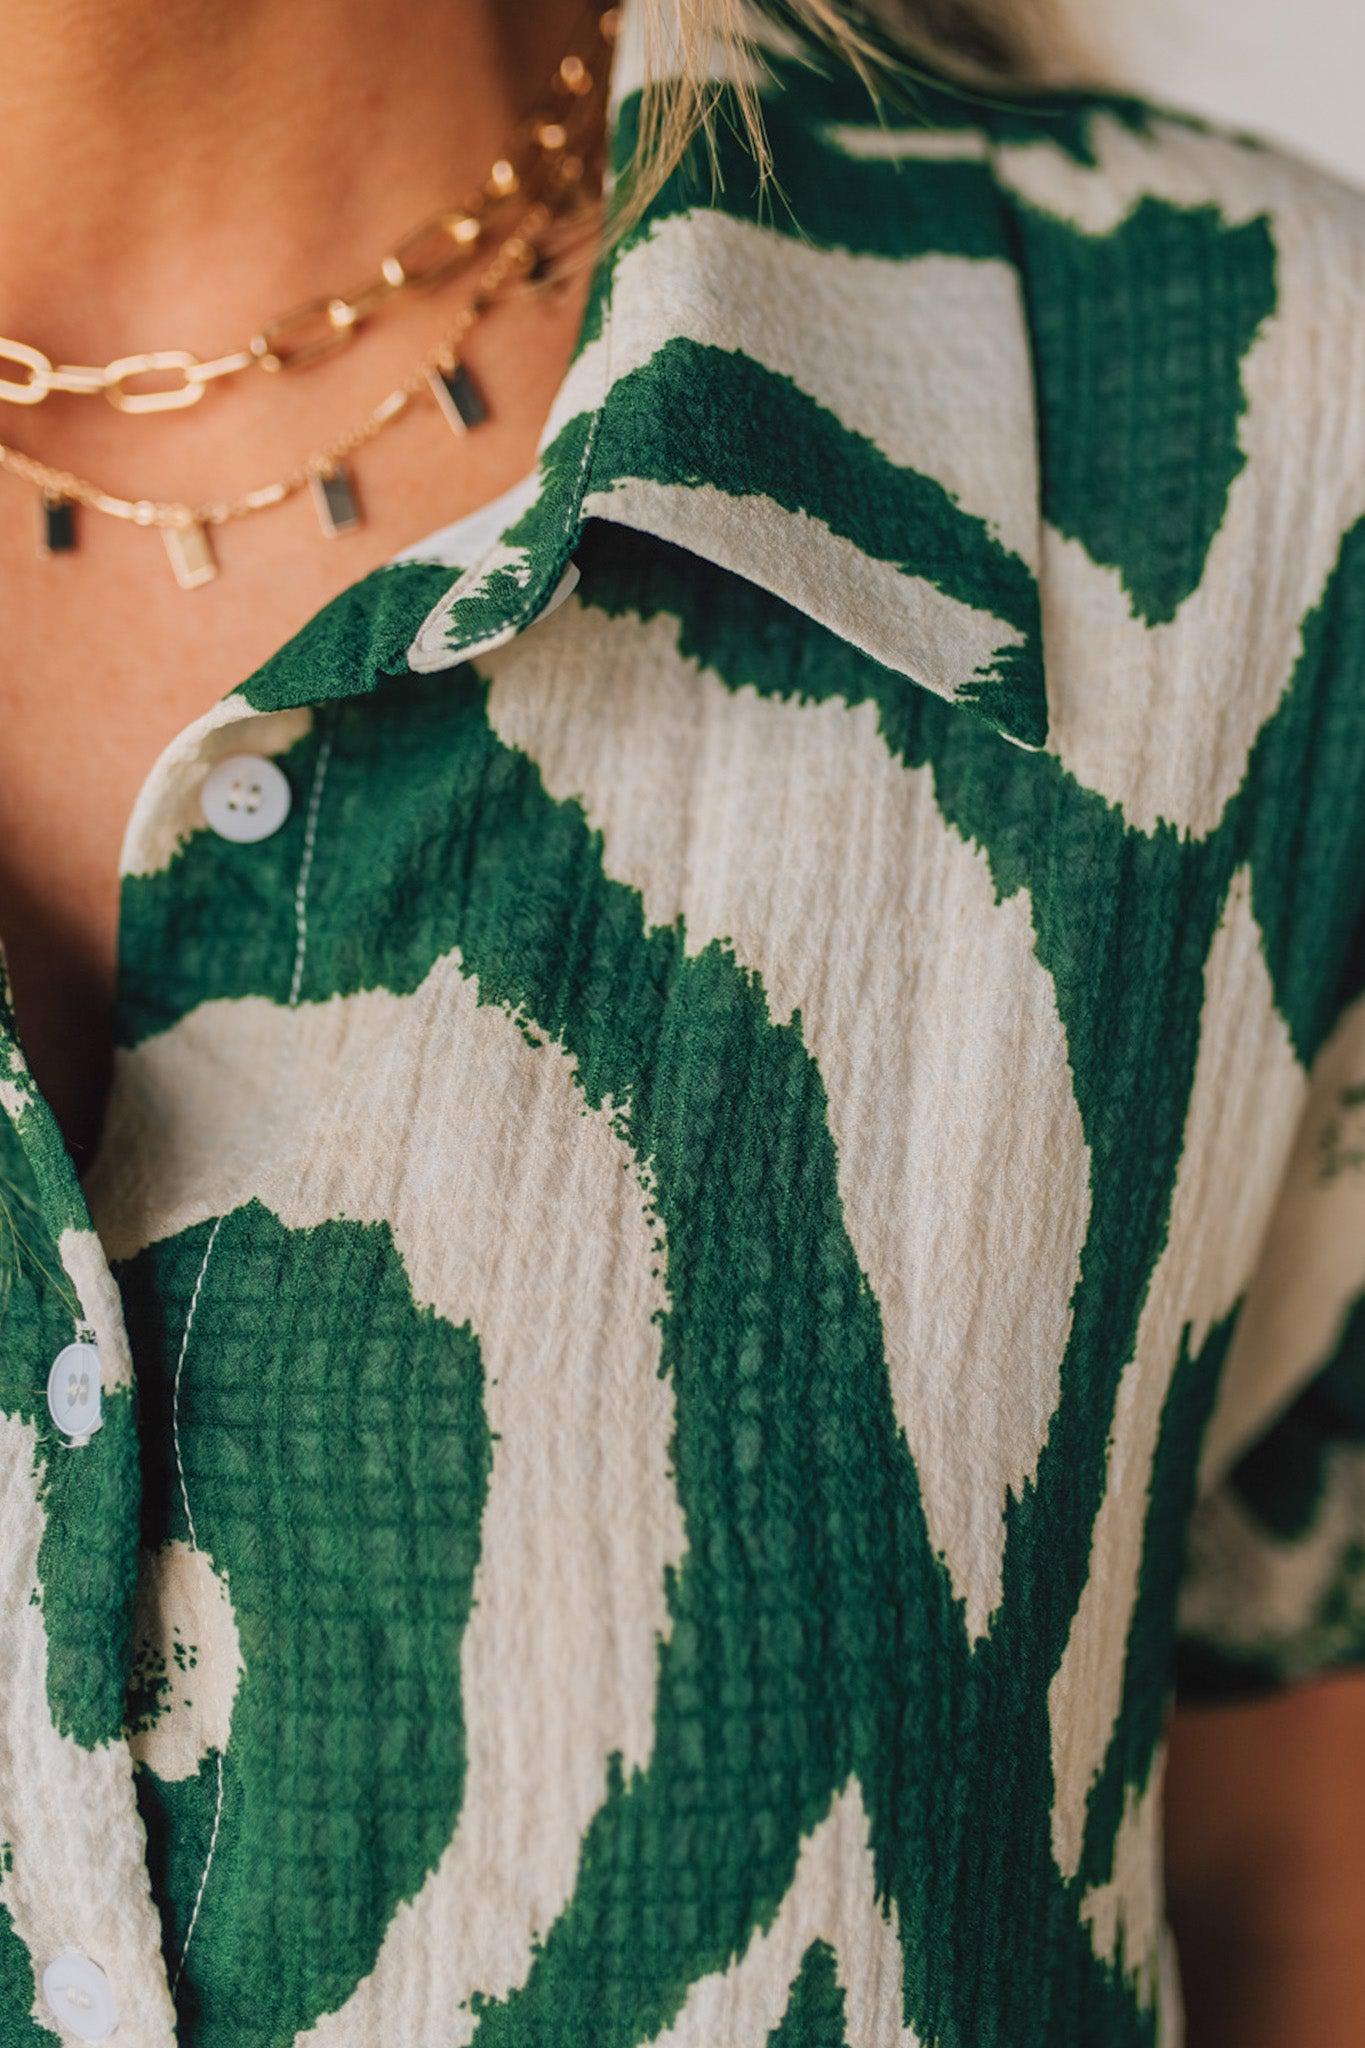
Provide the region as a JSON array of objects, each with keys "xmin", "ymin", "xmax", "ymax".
[
  {"xmin": 39, "ymin": 493, "xmax": 76, "ymax": 557},
  {"xmin": 425, "ymin": 361, "xmax": 487, "ymax": 439},
  {"xmin": 310, "ymin": 464, "xmax": 361, "ymax": 538},
  {"xmin": 162, "ymin": 520, "xmax": 218, "ymax": 589}
]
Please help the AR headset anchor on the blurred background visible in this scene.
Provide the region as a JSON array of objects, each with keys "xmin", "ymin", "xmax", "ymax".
[{"xmin": 1075, "ymin": 0, "xmax": 1365, "ymax": 187}]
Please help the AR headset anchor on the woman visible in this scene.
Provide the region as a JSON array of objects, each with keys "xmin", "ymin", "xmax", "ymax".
[{"xmin": 0, "ymin": 1, "xmax": 1360, "ymax": 2043}]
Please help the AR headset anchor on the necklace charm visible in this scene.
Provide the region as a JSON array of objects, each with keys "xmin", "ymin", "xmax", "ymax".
[
  {"xmin": 426, "ymin": 361, "xmax": 487, "ymax": 438},
  {"xmin": 39, "ymin": 493, "xmax": 76, "ymax": 557},
  {"xmin": 163, "ymin": 521, "xmax": 218, "ymax": 590},
  {"xmin": 309, "ymin": 464, "xmax": 362, "ymax": 538}
]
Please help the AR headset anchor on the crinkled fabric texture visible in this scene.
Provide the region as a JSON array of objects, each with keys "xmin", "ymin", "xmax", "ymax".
[{"xmin": 2, "ymin": 20, "xmax": 1365, "ymax": 2048}]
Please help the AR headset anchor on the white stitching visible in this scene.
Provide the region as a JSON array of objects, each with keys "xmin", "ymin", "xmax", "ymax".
[
  {"xmin": 171, "ymin": 1750, "xmax": 224, "ymax": 1998},
  {"xmin": 169, "ymin": 721, "xmax": 334, "ymax": 1998},
  {"xmin": 167, "ymin": 1198, "xmax": 224, "ymax": 2000},
  {"xmin": 288, "ymin": 727, "xmax": 334, "ymax": 1007},
  {"xmin": 170, "ymin": 1214, "xmax": 223, "ymax": 1558}
]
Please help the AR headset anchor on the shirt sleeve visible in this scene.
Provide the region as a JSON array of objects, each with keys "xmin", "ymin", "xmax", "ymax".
[{"xmin": 1175, "ymin": 965, "xmax": 1365, "ymax": 1701}]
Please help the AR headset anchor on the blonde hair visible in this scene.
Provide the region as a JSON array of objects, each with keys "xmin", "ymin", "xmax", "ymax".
[{"xmin": 628, "ymin": 0, "xmax": 1076, "ymax": 210}]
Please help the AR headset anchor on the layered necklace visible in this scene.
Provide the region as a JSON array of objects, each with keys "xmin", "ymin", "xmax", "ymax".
[{"xmin": 0, "ymin": 5, "xmax": 615, "ymax": 587}]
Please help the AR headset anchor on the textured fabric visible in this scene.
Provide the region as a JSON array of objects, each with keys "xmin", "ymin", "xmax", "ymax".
[{"xmin": 2, "ymin": 12, "xmax": 1365, "ymax": 2047}]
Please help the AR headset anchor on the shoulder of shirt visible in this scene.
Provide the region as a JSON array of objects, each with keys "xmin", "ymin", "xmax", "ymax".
[
  {"xmin": 760, "ymin": 49, "xmax": 1365, "ymax": 293},
  {"xmin": 989, "ymin": 79, "xmax": 1362, "ymax": 286},
  {"xmin": 743, "ymin": 55, "xmax": 1365, "ymax": 596},
  {"xmin": 978, "ymin": 82, "xmax": 1365, "ymax": 470}
]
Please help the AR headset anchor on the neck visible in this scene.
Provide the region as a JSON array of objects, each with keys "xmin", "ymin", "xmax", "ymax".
[{"xmin": 0, "ymin": 0, "xmax": 585, "ymax": 357}]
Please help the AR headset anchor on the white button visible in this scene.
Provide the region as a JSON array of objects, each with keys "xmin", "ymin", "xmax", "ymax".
[
  {"xmin": 47, "ymin": 1343, "xmax": 103, "ymax": 1441},
  {"xmin": 200, "ymin": 753, "xmax": 292, "ymax": 843},
  {"xmin": 42, "ymin": 1952, "xmax": 119, "ymax": 2042}
]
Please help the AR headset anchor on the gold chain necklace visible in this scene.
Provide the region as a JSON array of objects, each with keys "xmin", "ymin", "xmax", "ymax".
[
  {"xmin": 0, "ymin": 200, "xmax": 577, "ymax": 587},
  {"xmin": 0, "ymin": 5, "xmax": 614, "ymax": 587}
]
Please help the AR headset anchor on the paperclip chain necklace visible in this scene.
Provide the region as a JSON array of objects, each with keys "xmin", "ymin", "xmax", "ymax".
[{"xmin": 0, "ymin": 4, "xmax": 614, "ymax": 587}]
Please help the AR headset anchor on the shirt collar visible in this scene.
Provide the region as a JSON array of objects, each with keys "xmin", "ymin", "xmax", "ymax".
[{"xmin": 411, "ymin": 2, "xmax": 1049, "ymax": 749}]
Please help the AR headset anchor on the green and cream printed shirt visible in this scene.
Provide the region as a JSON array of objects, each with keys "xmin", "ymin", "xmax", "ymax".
[{"xmin": 3, "ymin": 12, "xmax": 1365, "ymax": 2048}]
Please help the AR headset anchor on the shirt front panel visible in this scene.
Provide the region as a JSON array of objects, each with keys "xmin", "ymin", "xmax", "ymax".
[{"xmin": 106, "ymin": 560, "xmax": 1122, "ymax": 2048}]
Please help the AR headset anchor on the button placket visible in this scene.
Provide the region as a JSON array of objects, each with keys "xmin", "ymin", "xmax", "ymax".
[
  {"xmin": 0, "ymin": 924, "xmax": 178, "ymax": 2044},
  {"xmin": 4, "ymin": 538, "xmax": 425, "ymax": 2048}
]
